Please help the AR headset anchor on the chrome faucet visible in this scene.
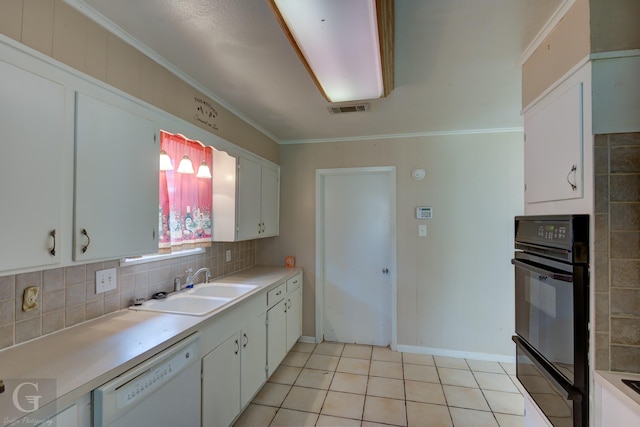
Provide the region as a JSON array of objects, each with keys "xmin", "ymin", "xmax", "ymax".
[{"xmin": 185, "ymin": 268, "xmax": 211, "ymax": 288}]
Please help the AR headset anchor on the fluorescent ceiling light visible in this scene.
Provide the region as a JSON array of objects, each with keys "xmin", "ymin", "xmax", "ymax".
[{"xmin": 268, "ymin": 0, "xmax": 394, "ymax": 103}]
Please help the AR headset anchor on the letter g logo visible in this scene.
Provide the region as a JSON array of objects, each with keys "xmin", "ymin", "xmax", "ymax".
[{"xmin": 12, "ymin": 381, "xmax": 41, "ymax": 413}]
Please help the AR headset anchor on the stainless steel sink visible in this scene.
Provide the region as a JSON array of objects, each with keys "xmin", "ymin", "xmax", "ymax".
[
  {"xmin": 132, "ymin": 294, "xmax": 232, "ymax": 316},
  {"xmin": 185, "ymin": 283, "xmax": 258, "ymax": 299}
]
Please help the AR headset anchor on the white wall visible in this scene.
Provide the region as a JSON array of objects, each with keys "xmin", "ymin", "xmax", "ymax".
[{"xmin": 258, "ymin": 132, "xmax": 524, "ymax": 360}]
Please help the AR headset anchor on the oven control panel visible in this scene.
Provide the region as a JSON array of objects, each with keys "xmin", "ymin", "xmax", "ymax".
[
  {"xmin": 514, "ymin": 215, "xmax": 589, "ymax": 264},
  {"xmin": 516, "ymin": 220, "xmax": 571, "ymax": 245},
  {"xmin": 537, "ymin": 224, "xmax": 568, "ymax": 241}
]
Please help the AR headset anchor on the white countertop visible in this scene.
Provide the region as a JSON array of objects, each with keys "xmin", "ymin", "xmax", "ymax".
[
  {"xmin": 0, "ymin": 266, "xmax": 300, "ymax": 422},
  {"xmin": 595, "ymin": 370, "xmax": 640, "ymax": 415}
]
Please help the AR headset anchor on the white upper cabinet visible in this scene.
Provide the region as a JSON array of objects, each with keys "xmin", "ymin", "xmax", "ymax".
[
  {"xmin": 212, "ymin": 152, "xmax": 280, "ymax": 241},
  {"xmin": 523, "ymin": 63, "xmax": 593, "ymax": 208},
  {"xmin": 0, "ymin": 59, "xmax": 65, "ymax": 272},
  {"xmin": 259, "ymin": 163, "xmax": 279, "ymax": 238},
  {"xmin": 74, "ymin": 92, "xmax": 158, "ymax": 261},
  {"xmin": 524, "ymin": 81, "xmax": 584, "ymax": 204},
  {"xmin": 237, "ymin": 157, "xmax": 263, "ymax": 240}
]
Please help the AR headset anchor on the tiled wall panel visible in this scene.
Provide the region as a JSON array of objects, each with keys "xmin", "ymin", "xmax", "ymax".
[{"xmin": 594, "ymin": 132, "xmax": 640, "ymax": 373}]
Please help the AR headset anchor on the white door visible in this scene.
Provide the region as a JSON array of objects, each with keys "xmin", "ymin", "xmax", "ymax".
[{"xmin": 317, "ymin": 167, "xmax": 395, "ymax": 346}]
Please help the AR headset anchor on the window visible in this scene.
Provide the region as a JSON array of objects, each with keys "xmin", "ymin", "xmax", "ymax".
[{"xmin": 158, "ymin": 131, "xmax": 213, "ymax": 253}]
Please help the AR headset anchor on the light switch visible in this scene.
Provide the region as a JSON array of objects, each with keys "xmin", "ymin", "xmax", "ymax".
[
  {"xmin": 96, "ymin": 268, "xmax": 117, "ymax": 293},
  {"xmin": 418, "ymin": 224, "xmax": 427, "ymax": 237}
]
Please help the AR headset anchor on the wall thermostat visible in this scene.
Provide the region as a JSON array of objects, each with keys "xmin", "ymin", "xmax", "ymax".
[{"xmin": 416, "ymin": 207, "xmax": 433, "ymax": 219}]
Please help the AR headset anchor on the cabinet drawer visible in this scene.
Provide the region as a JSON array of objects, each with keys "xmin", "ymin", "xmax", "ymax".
[
  {"xmin": 267, "ymin": 283, "xmax": 286, "ymax": 306},
  {"xmin": 286, "ymin": 273, "xmax": 302, "ymax": 292}
]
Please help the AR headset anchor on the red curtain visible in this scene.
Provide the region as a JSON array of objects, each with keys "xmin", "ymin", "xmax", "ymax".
[{"xmin": 159, "ymin": 131, "xmax": 213, "ymax": 253}]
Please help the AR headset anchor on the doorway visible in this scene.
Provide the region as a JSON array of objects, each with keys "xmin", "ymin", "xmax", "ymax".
[{"xmin": 315, "ymin": 167, "xmax": 397, "ymax": 347}]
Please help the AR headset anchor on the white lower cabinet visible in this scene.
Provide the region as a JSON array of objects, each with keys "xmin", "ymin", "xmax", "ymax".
[
  {"xmin": 267, "ymin": 273, "xmax": 303, "ymax": 377},
  {"xmin": 201, "ymin": 272, "xmax": 302, "ymax": 426},
  {"xmin": 595, "ymin": 374, "xmax": 640, "ymax": 427},
  {"xmin": 8, "ymin": 393, "xmax": 91, "ymax": 427},
  {"xmin": 34, "ymin": 395, "xmax": 90, "ymax": 427},
  {"xmin": 202, "ymin": 312, "xmax": 267, "ymax": 427},
  {"xmin": 241, "ymin": 312, "xmax": 267, "ymax": 407},
  {"xmin": 286, "ymin": 285, "xmax": 303, "ymax": 352},
  {"xmin": 523, "ymin": 393, "xmax": 552, "ymax": 427},
  {"xmin": 267, "ymin": 298, "xmax": 287, "ymax": 377},
  {"xmin": 202, "ymin": 333, "xmax": 240, "ymax": 427}
]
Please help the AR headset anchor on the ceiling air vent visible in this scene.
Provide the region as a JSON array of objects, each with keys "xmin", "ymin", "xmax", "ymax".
[{"xmin": 328, "ymin": 103, "xmax": 371, "ymax": 114}]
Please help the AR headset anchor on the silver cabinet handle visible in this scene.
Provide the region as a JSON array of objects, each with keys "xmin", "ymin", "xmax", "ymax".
[
  {"xmin": 566, "ymin": 164, "xmax": 577, "ymax": 191},
  {"xmin": 243, "ymin": 333, "xmax": 248, "ymax": 348},
  {"xmin": 49, "ymin": 230, "xmax": 56, "ymax": 256},
  {"xmin": 81, "ymin": 228, "xmax": 91, "ymax": 253},
  {"xmin": 234, "ymin": 339, "xmax": 239, "ymax": 354},
  {"xmin": 382, "ymin": 268, "xmax": 389, "ymax": 274}
]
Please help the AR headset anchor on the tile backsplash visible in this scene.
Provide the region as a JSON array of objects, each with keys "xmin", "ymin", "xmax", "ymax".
[
  {"xmin": 594, "ymin": 132, "xmax": 640, "ymax": 372},
  {"xmin": 0, "ymin": 240, "xmax": 256, "ymax": 351}
]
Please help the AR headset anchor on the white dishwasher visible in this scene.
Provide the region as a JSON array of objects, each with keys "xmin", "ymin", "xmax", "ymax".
[{"xmin": 93, "ymin": 333, "xmax": 201, "ymax": 427}]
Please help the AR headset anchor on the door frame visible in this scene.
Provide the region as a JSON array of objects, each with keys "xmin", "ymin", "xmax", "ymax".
[{"xmin": 315, "ymin": 166, "xmax": 397, "ymax": 349}]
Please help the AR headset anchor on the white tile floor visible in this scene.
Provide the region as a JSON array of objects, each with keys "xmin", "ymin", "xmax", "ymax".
[{"xmin": 232, "ymin": 342, "xmax": 523, "ymax": 427}]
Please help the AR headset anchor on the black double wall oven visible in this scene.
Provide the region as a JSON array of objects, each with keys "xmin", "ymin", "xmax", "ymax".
[{"xmin": 512, "ymin": 215, "xmax": 589, "ymax": 427}]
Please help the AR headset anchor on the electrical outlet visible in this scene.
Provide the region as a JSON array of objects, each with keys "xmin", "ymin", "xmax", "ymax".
[
  {"xmin": 22, "ymin": 286, "xmax": 39, "ymax": 312},
  {"xmin": 226, "ymin": 249, "xmax": 231, "ymax": 262},
  {"xmin": 96, "ymin": 268, "xmax": 117, "ymax": 293}
]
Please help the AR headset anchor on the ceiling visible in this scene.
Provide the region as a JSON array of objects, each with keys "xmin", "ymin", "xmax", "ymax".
[{"xmin": 69, "ymin": 0, "xmax": 564, "ymax": 144}]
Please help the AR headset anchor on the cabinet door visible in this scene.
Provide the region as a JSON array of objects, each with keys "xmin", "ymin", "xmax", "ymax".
[
  {"xmin": 524, "ymin": 82, "xmax": 584, "ymax": 204},
  {"xmin": 260, "ymin": 165, "xmax": 279, "ymax": 237},
  {"xmin": 267, "ymin": 300, "xmax": 287, "ymax": 377},
  {"xmin": 74, "ymin": 92, "xmax": 158, "ymax": 261},
  {"xmin": 33, "ymin": 404, "xmax": 78, "ymax": 427},
  {"xmin": 202, "ymin": 332, "xmax": 241, "ymax": 427},
  {"xmin": 236, "ymin": 157, "xmax": 262, "ymax": 241},
  {"xmin": 240, "ymin": 312, "xmax": 267, "ymax": 408},
  {"xmin": 598, "ymin": 385, "xmax": 640, "ymax": 427},
  {"xmin": 286, "ymin": 286, "xmax": 303, "ymax": 352},
  {"xmin": 0, "ymin": 60, "xmax": 64, "ymax": 272},
  {"xmin": 211, "ymin": 150, "xmax": 238, "ymax": 242}
]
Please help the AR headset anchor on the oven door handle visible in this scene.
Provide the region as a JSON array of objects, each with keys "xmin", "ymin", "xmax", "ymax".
[
  {"xmin": 513, "ymin": 336, "xmax": 582, "ymax": 401},
  {"xmin": 515, "ymin": 242, "xmax": 571, "ymax": 257},
  {"xmin": 511, "ymin": 258, "xmax": 573, "ymax": 282}
]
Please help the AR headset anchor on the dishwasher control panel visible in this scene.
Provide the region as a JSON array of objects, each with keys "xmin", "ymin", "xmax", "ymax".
[
  {"xmin": 116, "ymin": 342, "xmax": 195, "ymax": 408},
  {"xmin": 93, "ymin": 333, "xmax": 201, "ymax": 427}
]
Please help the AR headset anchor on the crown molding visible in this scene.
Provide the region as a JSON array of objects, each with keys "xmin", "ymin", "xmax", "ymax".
[{"xmin": 278, "ymin": 127, "xmax": 524, "ymax": 145}]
